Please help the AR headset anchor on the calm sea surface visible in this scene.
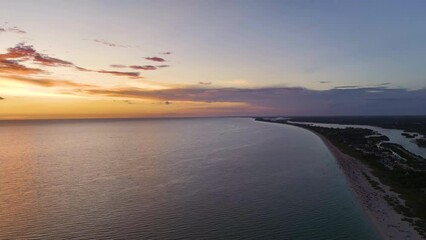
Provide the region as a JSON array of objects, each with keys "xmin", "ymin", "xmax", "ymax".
[{"xmin": 0, "ymin": 118, "xmax": 379, "ymax": 239}]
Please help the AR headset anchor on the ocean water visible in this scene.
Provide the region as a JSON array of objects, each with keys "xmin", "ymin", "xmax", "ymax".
[{"xmin": 0, "ymin": 118, "xmax": 379, "ymax": 239}]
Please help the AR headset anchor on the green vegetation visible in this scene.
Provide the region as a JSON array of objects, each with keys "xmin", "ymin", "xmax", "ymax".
[
  {"xmin": 381, "ymin": 142, "xmax": 426, "ymax": 168},
  {"xmin": 362, "ymin": 172, "xmax": 384, "ymax": 193},
  {"xmin": 286, "ymin": 115, "xmax": 426, "ymax": 135},
  {"xmin": 255, "ymin": 117, "xmax": 426, "ymax": 237},
  {"xmin": 402, "ymin": 132, "xmax": 417, "ymax": 139},
  {"xmin": 416, "ymin": 138, "xmax": 426, "ymax": 148}
]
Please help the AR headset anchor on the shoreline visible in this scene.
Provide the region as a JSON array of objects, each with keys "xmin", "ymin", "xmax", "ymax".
[{"xmin": 309, "ymin": 129, "xmax": 423, "ymax": 240}]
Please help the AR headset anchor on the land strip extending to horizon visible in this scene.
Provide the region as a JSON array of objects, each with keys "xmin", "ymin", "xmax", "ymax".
[{"xmin": 256, "ymin": 116, "xmax": 426, "ymax": 240}]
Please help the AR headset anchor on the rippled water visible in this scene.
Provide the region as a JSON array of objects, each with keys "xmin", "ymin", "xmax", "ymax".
[{"xmin": 0, "ymin": 118, "xmax": 379, "ymax": 239}]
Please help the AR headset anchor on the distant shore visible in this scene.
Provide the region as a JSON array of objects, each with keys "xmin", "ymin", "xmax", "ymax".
[{"xmin": 301, "ymin": 127, "xmax": 423, "ymax": 240}]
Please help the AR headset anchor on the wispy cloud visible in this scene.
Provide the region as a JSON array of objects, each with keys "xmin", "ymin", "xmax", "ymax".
[
  {"xmin": 0, "ymin": 59, "xmax": 44, "ymax": 75},
  {"xmin": 111, "ymin": 64, "xmax": 157, "ymax": 70},
  {"xmin": 0, "ymin": 26, "xmax": 26, "ymax": 34},
  {"xmin": 333, "ymin": 85, "xmax": 362, "ymax": 89},
  {"xmin": 110, "ymin": 64, "xmax": 126, "ymax": 68},
  {"xmin": 110, "ymin": 64, "xmax": 170, "ymax": 71},
  {"xmin": 7, "ymin": 26, "xmax": 26, "ymax": 34},
  {"xmin": 129, "ymin": 65, "xmax": 157, "ymax": 70},
  {"xmin": 96, "ymin": 70, "xmax": 141, "ymax": 78},
  {"xmin": 0, "ymin": 43, "xmax": 74, "ymax": 76},
  {"xmin": 7, "ymin": 43, "xmax": 73, "ymax": 65},
  {"xmin": 0, "ymin": 96, "xmax": 4, "ymax": 100},
  {"xmin": 75, "ymin": 86, "xmax": 426, "ymax": 115},
  {"xmin": 157, "ymin": 65, "xmax": 170, "ymax": 68},
  {"xmin": 0, "ymin": 43, "xmax": 51, "ymax": 74},
  {"xmin": 145, "ymin": 57, "xmax": 165, "ymax": 62},
  {"xmin": 93, "ymin": 39, "xmax": 131, "ymax": 48},
  {"xmin": 199, "ymin": 82, "xmax": 211, "ymax": 85},
  {"xmin": 159, "ymin": 52, "xmax": 172, "ymax": 55},
  {"xmin": 0, "ymin": 42, "xmax": 144, "ymax": 79},
  {"xmin": 3, "ymin": 45, "xmax": 425, "ymax": 116},
  {"xmin": 3, "ymin": 75, "xmax": 97, "ymax": 88}
]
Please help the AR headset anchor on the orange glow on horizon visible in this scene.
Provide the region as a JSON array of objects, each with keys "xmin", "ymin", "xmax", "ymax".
[{"xmin": 0, "ymin": 96, "xmax": 254, "ymax": 120}]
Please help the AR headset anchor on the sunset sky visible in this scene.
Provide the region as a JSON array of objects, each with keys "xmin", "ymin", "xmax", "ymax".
[{"xmin": 1, "ymin": 0, "xmax": 425, "ymax": 119}]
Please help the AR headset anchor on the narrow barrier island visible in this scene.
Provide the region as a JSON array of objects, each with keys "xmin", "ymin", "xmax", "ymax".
[{"xmin": 256, "ymin": 117, "xmax": 426, "ymax": 240}]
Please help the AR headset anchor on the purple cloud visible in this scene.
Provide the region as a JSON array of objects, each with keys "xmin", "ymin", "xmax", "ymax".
[
  {"xmin": 199, "ymin": 82, "xmax": 212, "ymax": 85},
  {"xmin": 79, "ymin": 86, "xmax": 426, "ymax": 115},
  {"xmin": 157, "ymin": 65, "xmax": 170, "ymax": 68},
  {"xmin": 145, "ymin": 56, "xmax": 165, "ymax": 62},
  {"xmin": 110, "ymin": 64, "xmax": 126, "ymax": 68},
  {"xmin": 129, "ymin": 65, "xmax": 157, "ymax": 70},
  {"xmin": 96, "ymin": 70, "xmax": 141, "ymax": 78},
  {"xmin": 0, "ymin": 42, "xmax": 143, "ymax": 79},
  {"xmin": 7, "ymin": 26, "xmax": 26, "ymax": 34},
  {"xmin": 0, "ymin": 26, "xmax": 26, "ymax": 34},
  {"xmin": 3, "ymin": 75, "xmax": 97, "ymax": 88},
  {"xmin": 110, "ymin": 64, "xmax": 171, "ymax": 71},
  {"xmin": 93, "ymin": 39, "xmax": 130, "ymax": 48}
]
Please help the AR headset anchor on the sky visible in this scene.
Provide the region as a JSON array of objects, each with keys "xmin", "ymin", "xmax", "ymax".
[{"xmin": 0, "ymin": 0, "xmax": 425, "ymax": 119}]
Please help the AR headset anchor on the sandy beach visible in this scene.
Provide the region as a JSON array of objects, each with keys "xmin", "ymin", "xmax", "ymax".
[{"xmin": 314, "ymin": 133, "xmax": 423, "ymax": 240}]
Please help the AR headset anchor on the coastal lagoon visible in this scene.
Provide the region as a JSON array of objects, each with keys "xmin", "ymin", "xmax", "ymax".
[
  {"xmin": 0, "ymin": 118, "xmax": 379, "ymax": 239},
  {"xmin": 289, "ymin": 121, "xmax": 426, "ymax": 158}
]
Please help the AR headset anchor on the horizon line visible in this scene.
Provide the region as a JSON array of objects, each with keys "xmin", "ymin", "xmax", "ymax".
[{"xmin": 1, "ymin": 114, "xmax": 426, "ymax": 122}]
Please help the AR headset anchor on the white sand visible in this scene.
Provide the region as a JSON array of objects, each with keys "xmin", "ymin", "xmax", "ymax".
[{"xmin": 316, "ymin": 133, "xmax": 423, "ymax": 240}]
